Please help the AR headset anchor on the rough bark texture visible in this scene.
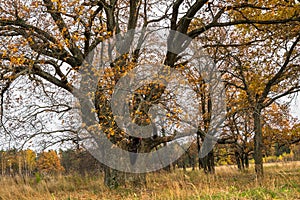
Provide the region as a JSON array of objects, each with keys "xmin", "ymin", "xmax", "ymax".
[
  {"xmin": 235, "ymin": 150, "xmax": 249, "ymax": 171},
  {"xmin": 253, "ymin": 108, "xmax": 263, "ymax": 178},
  {"xmin": 104, "ymin": 166, "xmax": 146, "ymax": 188},
  {"xmin": 200, "ymin": 150, "xmax": 215, "ymax": 174}
]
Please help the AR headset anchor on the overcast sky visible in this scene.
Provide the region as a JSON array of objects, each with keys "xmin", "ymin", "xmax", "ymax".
[{"xmin": 290, "ymin": 94, "xmax": 300, "ymax": 120}]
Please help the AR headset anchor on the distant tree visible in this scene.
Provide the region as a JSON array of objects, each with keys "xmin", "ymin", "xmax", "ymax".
[
  {"xmin": 176, "ymin": 142, "xmax": 198, "ymax": 171},
  {"xmin": 60, "ymin": 148, "xmax": 103, "ymax": 175},
  {"xmin": 0, "ymin": 150, "xmax": 7, "ymax": 175},
  {"xmin": 23, "ymin": 149, "xmax": 36, "ymax": 176},
  {"xmin": 37, "ymin": 150, "xmax": 64, "ymax": 175}
]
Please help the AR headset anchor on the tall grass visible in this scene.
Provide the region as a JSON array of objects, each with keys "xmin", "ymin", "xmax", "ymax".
[{"xmin": 0, "ymin": 161, "xmax": 299, "ymax": 200}]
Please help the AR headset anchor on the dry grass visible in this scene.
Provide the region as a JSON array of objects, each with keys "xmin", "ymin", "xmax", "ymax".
[{"xmin": 0, "ymin": 161, "xmax": 299, "ymax": 200}]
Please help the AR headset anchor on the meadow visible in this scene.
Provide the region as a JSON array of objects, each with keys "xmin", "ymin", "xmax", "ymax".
[{"xmin": 0, "ymin": 162, "xmax": 299, "ymax": 200}]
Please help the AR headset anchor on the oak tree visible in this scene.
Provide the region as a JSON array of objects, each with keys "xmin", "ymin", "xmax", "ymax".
[{"xmin": 1, "ymin": 0, "xmax": 299, "ymax": 186}]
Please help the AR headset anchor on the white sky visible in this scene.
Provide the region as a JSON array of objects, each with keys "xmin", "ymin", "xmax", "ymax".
[{"xmin": 290, "ymin": 94, "xmax": 300, "ymax": 120}]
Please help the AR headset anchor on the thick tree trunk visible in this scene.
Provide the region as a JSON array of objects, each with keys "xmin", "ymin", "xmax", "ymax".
[
  {"xmin": 101, "ymin": 135, "xmax": 174, "ymax": 188},
  {"xmin": 207, "ymin": 150, "xmax": 215, "ymax": 174},
  {"xmin": 244, "ymin": 153, "xmax": 249, "ymax": 169},
  {"xmin": 104, "ymin": 166, "xmax": 146, "ymax": 189},
  {"xmin": 200, "ymin": 150, "xmax": 215, "ymax": 174},
  {"xmin": 190, "ymin": 157, "xmax": 195, "ymax": 171},
  {"xmin": 253, "ymin": 108, "xmax": 263, "ymax": 178}
]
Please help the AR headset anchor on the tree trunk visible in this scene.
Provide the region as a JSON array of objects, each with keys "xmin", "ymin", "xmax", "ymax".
[
  {"xmin": 196, "ymin": 134, "xmax": 202, "ymax": 170},
  {"xmin": 183, "ymin": 163, "xmax": 186, "ymax": 172},
  {"xmin": 104, "ymin": 166, "xmax": 124, "ymax": 189},
  {"xmin": 104, "ymin": 166, "xmax": 146, "ymax": 189},
  {"xmin": 163, "ymin": 164, "xmax": 172, "ymax": 172},
  {"xmin": 235, "ymin": 151, "xmax": 242, "ymax": 170},
  {"xmin": 190, "ymin": 157, "xmax": 195, "ymax": 171},
  {"xmin": 207, "ymin": 150, "xmax": 215, "ymax": 174},
  {"xmin": 162, "ymin": 143, "xmax": 172, "ymax": 172},
  {"xmin": 253, "ymin": 108, "xmax": 263, "ymax": 178},
  {"xmin": 241, "ymin": 153, "xmax": 245, "ymax": 170},
  {"xmin": 200, "ymin": 150, "xmax": 215, "ymax": 174},
  {"xmin": 244, "ymin": 153, "xmax": 249, "ymax": 169}
]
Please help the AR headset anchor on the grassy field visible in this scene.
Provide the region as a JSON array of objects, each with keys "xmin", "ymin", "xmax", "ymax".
[{"xmin": 0, "ymin": 162, "xmax": 299, "ymax": 200}]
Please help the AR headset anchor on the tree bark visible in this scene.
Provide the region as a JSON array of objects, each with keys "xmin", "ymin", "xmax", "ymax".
[
  {"xmin": 244, "ymin": 153, "xmax": 249, "ymax": 169},
  {"xmin": 104, "ymin": 166, "xmax": 124, "ymax": 189},
  {"xmin": 200, "ymin": 150, "xmax": 214, "ymax": 174},
  {"xmin": 207, "ymin": 150, "xmax": 215, "ymax": 174},
  {"xmin": 253, "ymin": 108, "xmax": 263, "ymax": 178},
  {"xmin": 104, "ymin": 166, "xmax": 146, "ymax": 189},
  {"xmin": 196, "ymin": 134, "xmax": 202, "ymax": 170},
  {"xmin": 235, "ymin": 151, "xmax": 242, "ymax": 170}
]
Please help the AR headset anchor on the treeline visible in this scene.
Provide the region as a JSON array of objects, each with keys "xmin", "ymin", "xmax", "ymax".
[
  {"xmin": 175, "ymin": 142, "xmax": 300, "ymax": 171},
  {"xmin": 1, "ymin": 142, "xmax": 299, "ymax": 177},
  {"xmin": 0, "ymin": 148, "xmax": 103, "ymax": 177}
]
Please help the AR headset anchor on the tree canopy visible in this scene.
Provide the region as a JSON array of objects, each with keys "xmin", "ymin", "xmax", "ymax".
[{"xmin": 0, "ymin": 0, "xmax": 299, "ymax": 186}]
